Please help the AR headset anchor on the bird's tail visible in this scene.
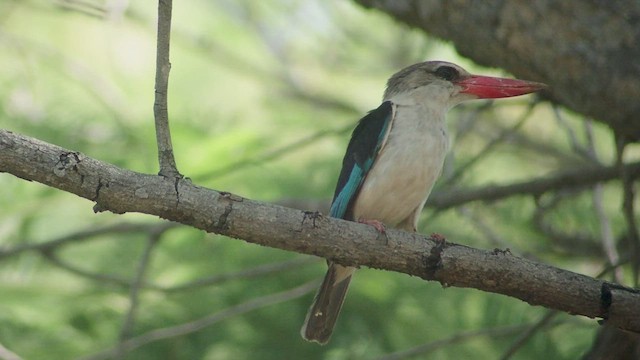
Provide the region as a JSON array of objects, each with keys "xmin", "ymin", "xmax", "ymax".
[{"xmin": 301, "ymin": 263, "xmax": 356, "ymax": 345}]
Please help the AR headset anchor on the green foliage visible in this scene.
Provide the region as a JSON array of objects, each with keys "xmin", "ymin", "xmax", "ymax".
[{"xmin": 0, "ymin": 0, "xmax": 631, "ymax": 359}]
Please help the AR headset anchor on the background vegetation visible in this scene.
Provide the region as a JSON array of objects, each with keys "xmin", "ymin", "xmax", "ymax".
[{"xmin": 1, "ymin": 1, "xmax": 637, "ymax": 359}]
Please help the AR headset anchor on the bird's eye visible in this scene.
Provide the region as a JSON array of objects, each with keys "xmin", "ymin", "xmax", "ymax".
[{"xmin": 435, "ymin": 66, "xmax": 459, "ymax": 81}]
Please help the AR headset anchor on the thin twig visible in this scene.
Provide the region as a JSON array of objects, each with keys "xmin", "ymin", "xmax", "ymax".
[
  {"xmin": 0, "ymin": 222, "xmax": 175, "ymax": 260},
  {"xmin": 552, "ymin": 104, "xmax": 592, "ymax": 161},
  {"xmin": 376, "ymin": 323, "xmax": 537, "ymax": 360},
  {"xmin": 451, "ymin": 101, "xmax": 495, "ymax": 144},
  {"xmin": 533, "ymin": 192, "xmax": 602, "ymax": 257},
  {"xmin": 78, "ymin": 281, "xmax": 318, "ymax": 360},
  {"xmin": 41, "ymin": 250, "xmax": 162, "ymax": 289},
  {"xmin": 194, "ymin": 123, "xmax": 353, "ymax": 182},
  {"xmin": 153, "ymin": 0, "xmax": 180, "ymax": 177},
  {"xmin": 499, "ymin": 311, "xmax": 559, "ymax": 360},
  {"xmin": 164, "ymin": 256, "xmax": 318, "ymax": 293},
  {"xmin": 37, "ymin": 245, "xmax": 314, "ymax": 293},
  {"xmin": 457, "ymin": 206, "xmax": 513, "ymax": 250},
  {"xmin": 593, "ymin": 183, "xmax": 622, "ymax": 282},
  {"xmin": 53, "ymin": 0, "xmax": 107, "ymax": 18},
  {"xmin": 583, "ymin": 120, "xmax": 622, "ymax": 282},
  {"xmin": 441, "ymin": 101, "xmax": 538, "ymax": 187},
  {"xmin": 116, "ymin": 230, "xmax": 164, "ymax": 359}
]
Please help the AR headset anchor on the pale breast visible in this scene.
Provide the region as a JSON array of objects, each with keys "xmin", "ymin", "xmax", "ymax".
[{"xmin": 351, "ymin": 106, "xmax": 449, "ymax": 227}]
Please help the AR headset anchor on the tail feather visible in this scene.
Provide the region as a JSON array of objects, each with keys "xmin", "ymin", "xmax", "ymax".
[{"xmin": 301, "ymin": 263, "xmax": 355, "ymax": 344}]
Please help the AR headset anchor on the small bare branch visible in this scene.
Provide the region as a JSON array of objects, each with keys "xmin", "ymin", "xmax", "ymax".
[
  {"xmin": 376, "ymin": 322, "xmax": 543, "ymax": 360},
  {"xmin": 116, "ymin": 229, "xmax": 163, "ymax": 358},
  {"xmin": 441, "ymin": 101, "xmax": 538, "ymax": 187},
  {"xmin": 582, "ymin": 120, "xmax": 623, "ymax": 282},
  {"xmin": 153, "ymin": 0, "xmax": 180, "ymax": 178},
  {"xmin": 163, "ymin": 257, "xmax": 318, "ymax": 293},
  {"xmin": 0, "ymin": 222, "xmax": 168, "ymax": 260},
  {"xmin": 499, "ymin": 311, "xmax": 559, "ymax": 360}
]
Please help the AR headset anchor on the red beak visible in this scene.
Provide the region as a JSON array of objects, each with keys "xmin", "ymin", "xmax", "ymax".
[{"xmin": 457, "ymin": 75, "xmax": 547, "ymax": 99}]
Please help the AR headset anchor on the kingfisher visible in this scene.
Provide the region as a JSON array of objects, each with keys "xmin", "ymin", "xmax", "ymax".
[{"xmin": 300, "ymin": 61, "xmax": 546, "ymax": 345}]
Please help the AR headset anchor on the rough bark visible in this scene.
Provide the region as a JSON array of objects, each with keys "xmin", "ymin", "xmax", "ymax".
[
  {"xmin": 354, "ymin": 0, "xmax": 640, "ymax": 140},
  {"xmin": 2, "ymin": 128, "xmax": 640, "ymax": 334}
]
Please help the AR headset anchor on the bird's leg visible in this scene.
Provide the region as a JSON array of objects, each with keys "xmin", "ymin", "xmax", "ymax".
[
  {"xmin": 430, "ymin": 232, "xmax": 446, "ymax": 243},
  {"xmin": 358, "ymin": 218, "xmax": 389, "ymax": 245},
  {"xmin": 358, "ymin": 218, "xmax": 388, "ymax": 245},
  {"xmin": 358, "ymin": 218, "xmax": 386, "ymax": 233}
]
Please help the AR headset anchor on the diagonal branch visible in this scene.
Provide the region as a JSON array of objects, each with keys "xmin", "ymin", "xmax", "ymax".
[
  {"xmin": 79, "ymin": 281, "xmax": 318, "ymax": 360},
  {"xmin": 116, "ymin": 230, "xmax": 162, "ymax": 358},
  {"xmin": 499, "ymin": 311, "xmax": 560, "ymax": 360},
  {"xmin": 1, "ymin": 129, "xmax": 640, "ymax": 333}
]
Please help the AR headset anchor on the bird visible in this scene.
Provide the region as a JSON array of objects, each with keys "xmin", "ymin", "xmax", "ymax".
[{"xmin": 300, "ymin": 60, "xmax": 546, "ymax": 345}]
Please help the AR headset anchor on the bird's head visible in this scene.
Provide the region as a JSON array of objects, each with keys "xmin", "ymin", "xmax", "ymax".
[{"xmin": 384, "ymin": 61, "xmax": 546, "ymax": 108}]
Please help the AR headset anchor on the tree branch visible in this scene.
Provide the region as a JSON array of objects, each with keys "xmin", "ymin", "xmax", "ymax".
[
  {"xmin": 79, "ymin": 281, "xmax": 318, "ymax": 360},
  {"xmin": 354, "ymin": 0, "xmax": 640, "ymax": 139},
  {"xmin": 1, "ymin": 129, "xmax": 640, "ymax": 333},
  {"xmin": 153, "ymin": 0, "xmax": 180, "ymax": 177},
  {"xmin": 428, "ymin": 161, "xmax": 640, "ymax": 210},
  {"xmin": 117, "ymin": 230, "xmax": 162, "ymax": 358}
]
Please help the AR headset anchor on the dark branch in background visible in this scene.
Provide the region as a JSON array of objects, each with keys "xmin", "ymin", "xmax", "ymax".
[
  {"xmin": 376, "ymin": 321, "xmax": 556, "ymax": 360},
  {"xmin": 532, "ymin": 188, "xmax": 601, "ymax": 258},
  {"xmin": 153, "ymin": 0, "xmax": 180, "ymax": 178},
  {"xmin": 0, "ymin": 223, "xmax": 166, "ymax": 260},
  {"xmin": 163, "ymin": 257, "xmax": 318, "ymax": 293},
  {"xmin": 116, "ymin": 229, "xmax": 163, "ymax": 359},
  {"xmin": 615, "ymin": 136, "xmax": 640, "ymax": 287},
  {"xmin": 79, "ymin": 281, "xmax": 318, "ymax": 360},
  {"xmin": 53, "ymin": 0, "xmax": 106, "ymax": 18},
  {"xmin": 0, "ymin": 222, "xmax": 315, "ymax": 292},
  {"xmin": 499, "ymin": 311, "xmax": 559, "ymax": 360},
  {"xmin": 441, "ymin": 101, "xmax": 537, "ymax": 188},
  {"xmin": 428, "ymin": 161, "xmax": 640, "ymax": 210},
  {"xmin": 194, "ymin": 123, "xmax": 354, "ymax": 182},
  {"xmin": 457, "ymin": 206, "xmax": 516, "ymax": 254},
  {"xmin": 354, "ymin": 0, "xmax": 640, "ymax": 140},
  {"xmin": 1, "ymin": 130, "xmax": 640, "ymax": 334},
  {"xmin": 583, "ymin": 120, "xmax": 623, "ymax": 282}
]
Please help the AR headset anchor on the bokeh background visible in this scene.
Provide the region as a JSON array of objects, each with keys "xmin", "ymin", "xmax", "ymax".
[{"xmin": 1, "ymin": 1, "xmax": 638, "ymax": 359}]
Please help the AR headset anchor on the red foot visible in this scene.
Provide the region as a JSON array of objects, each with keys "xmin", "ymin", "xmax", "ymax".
[
  {"xmin": 430, "ymin": 233, "xmax": 446, "ymax": 242},
  {"xmin": 358, "ymin": 218, "xmax": 386, "ymax": 233}
]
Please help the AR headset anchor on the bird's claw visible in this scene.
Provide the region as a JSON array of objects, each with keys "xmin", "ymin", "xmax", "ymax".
[
  {"xmin": 430, "ymin": 232, "xmax": 446, "ymax": 243},
  {"xmin": 358, "ymin": 218, "xmax": 386, "ymax": 233}
]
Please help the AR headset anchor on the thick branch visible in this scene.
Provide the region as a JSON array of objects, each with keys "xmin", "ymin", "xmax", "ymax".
[
  {"xmin": 1, "ymin": 129, "xmax": 640, "ymax": 333},
  {"xmin": 354, "ymin": 0, "xmax": 640, "ymax": 139}
]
